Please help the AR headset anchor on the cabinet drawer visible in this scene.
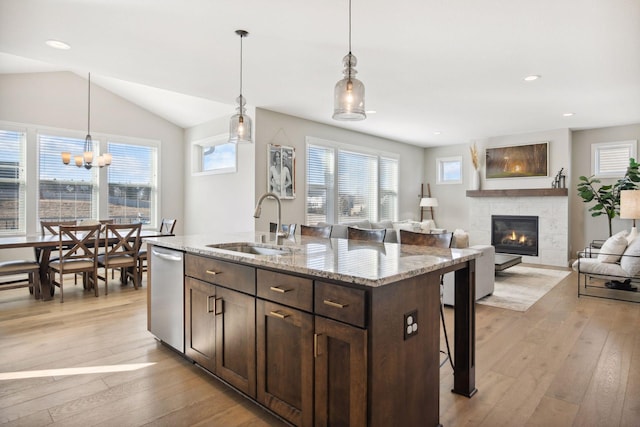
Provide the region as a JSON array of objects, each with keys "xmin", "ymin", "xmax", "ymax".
[
  {"xmin": 314, "ymin": 281, "xmax": 366, "ymax": 328},
  {"xmin": 185, "ymin": 254, "xmax": 255, "ymax": 295},
  {"xmin": 257, "ymin": 269, "xmax": 313, "ymax": 312}
]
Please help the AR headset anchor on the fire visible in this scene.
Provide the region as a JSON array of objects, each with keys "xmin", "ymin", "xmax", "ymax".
[{"xmin": 502, "ymin": 230, "xmax": 528, "ymax": 245}]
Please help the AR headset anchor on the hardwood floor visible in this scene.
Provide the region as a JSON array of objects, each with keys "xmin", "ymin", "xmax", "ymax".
[{"xmin": 1, "ymin": 268, "xmax": 639, "ymax": 426}]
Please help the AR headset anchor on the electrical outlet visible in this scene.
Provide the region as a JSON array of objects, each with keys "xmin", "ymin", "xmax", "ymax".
[{"xmin": 404, "ymin": 310, "xmax": 418, "ymax": 340}]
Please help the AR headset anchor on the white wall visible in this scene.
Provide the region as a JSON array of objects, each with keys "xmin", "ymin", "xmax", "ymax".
[
  {"xmin": 571, "ymin": 123, "xmax": 640, "ymax": 252},
  {"xmin": 0, "ymin": 71, "xmax": 185, "ymax": 236},
  {"xmin": 183, "ymin": 113, "xmax": 255, "ymax": 235},
  {"xmin": 424, "ymin": 129, "xmax": 571, "ymax": 258},
  {"xmin": 253, "ymin": 108, "xmax": 425, "ymax": 231}
]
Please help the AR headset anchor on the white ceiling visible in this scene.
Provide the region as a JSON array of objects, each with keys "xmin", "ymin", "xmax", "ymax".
[{"xmin": 1, "ymin": 0, "xmax": 639, "ymax": 147}]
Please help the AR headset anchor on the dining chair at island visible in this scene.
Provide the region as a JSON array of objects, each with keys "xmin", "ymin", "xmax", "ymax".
[
  {"xmin": 347, "ymin": 226, "xmax": 386, "ymax": 242},
  {"xmin": 0, "ymin": 259, "xmax": 41, "ymax": 299},
  {"xmin": 300, "ymin": 224, "xmax": 332, "ymax": 238},
  {"xmin": 49, "ymin": 224, "xmax": 101, "ymax": 302},
  {"xmin": 98, "ymin": 223, "xmax": 142, "ymax": 293}
]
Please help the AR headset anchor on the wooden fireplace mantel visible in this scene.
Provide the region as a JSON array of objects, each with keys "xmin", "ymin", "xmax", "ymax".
[{"xmin": 466, "ymin": 188, "xmax": 568, "ymax": 197}]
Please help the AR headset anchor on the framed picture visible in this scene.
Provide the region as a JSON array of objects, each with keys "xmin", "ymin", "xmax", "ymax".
[
  {"xmin": 485, "ymin": 142, "xmax": 548, "ymax": 179},
  {"xmin": 267, "ymin": 144, "xmax": 295, "ymax": 199}
]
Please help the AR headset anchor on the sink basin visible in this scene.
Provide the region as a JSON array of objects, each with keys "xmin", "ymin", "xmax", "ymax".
[{"xmin": 206, "ymin": 242, "xmax": 294, "ymax": 256}]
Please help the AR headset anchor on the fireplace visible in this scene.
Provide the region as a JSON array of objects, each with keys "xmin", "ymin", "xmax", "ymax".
[{"xmin": 491, "ymin": 215, "xmax": 539, "ymax": 256}]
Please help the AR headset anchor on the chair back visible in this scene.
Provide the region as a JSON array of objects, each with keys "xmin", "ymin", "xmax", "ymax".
[
  {"xmin": 400, "ymin": 230, "xmax": 453, "ymax": 248},
  {"xmin": 300, "ymin": 224, "xmax": 332, "ymax": 238},
  {"xmin": 347, "ymin": 227, "xmax": 386, "ymax": 243},
  {"xmin": 41, "ymin": 220, "xmax": 77, "ymax": 235},
  {"xmin": 159, "ymin": 218, "xmax": 177, "ymax": 234},
  {"xmin": 57, "ymin": 224, "xmax": 101, "ymax": 264},
  {"xmin": 103, "ymin": 223, "xmax": 142, "ymax": 261}
]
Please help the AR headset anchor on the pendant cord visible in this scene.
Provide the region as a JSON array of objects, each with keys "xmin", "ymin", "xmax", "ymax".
[
  {"xmin": 239, "ymin": 34, "xmax": 243, "ymax": 100},
  {"xmin": 87, "ymin": 72, "xmax": 91, "ymax": 137},
  {"xmin": 347, "ymin": 0, "xmax": 352, "ymax": 81}
]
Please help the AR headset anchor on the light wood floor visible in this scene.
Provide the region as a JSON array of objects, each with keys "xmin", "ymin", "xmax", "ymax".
[{"xmin": 1, "ymin": 269, "xmax": 639, "ymax": 426}]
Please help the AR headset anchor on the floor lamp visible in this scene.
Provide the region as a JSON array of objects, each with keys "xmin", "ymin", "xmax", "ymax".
[
  {"xmin": 420, "ymin": 197, "xmax": 438, "ymax": 222},
  {"xmin": 620, "ymin": 190, "xmax": 640, "ymax": 242}
]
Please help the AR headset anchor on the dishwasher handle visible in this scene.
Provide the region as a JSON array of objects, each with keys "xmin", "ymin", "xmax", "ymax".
[{"xmin": 151, "ymin": 248, "xmax": 183, "ymax": 262}]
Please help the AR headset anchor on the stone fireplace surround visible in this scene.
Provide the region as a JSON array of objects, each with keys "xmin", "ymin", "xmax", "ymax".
[{"xmin": 467, "ymin": 189, "xmax": 568, "ymax": 267}]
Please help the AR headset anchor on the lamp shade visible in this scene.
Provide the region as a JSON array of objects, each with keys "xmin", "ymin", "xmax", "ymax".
[
  {"xmin": 420, "ymin": 197, "xmax": 438, "ymax": 207},
  {"xmin": 620, "ymin": 190, "xmax": 640, "ymax": 219}
]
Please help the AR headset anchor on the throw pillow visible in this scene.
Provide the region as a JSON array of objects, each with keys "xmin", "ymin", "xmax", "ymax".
[
  {"xmin": 597, "ymin": 232, "xmax": 629, "ymax": 263},
  {"xmin": 620, "ymin": 235, "xmax": 640, "ymax": 276},
  {"xmin": 452, "ymin": 229, "xmax": 470, "ymax": 248}
]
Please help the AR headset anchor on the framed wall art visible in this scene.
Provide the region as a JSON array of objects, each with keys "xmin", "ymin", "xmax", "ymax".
[
  {"xmin": 267, "ymin": 144, "xmax": 295, "ymax": 199},
  {"xmin": 485, "ymin": 142, "xmax": 549, "ymax": 179}
]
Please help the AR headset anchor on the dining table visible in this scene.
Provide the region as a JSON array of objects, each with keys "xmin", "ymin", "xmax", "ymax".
[{"xmin": 0, "ymin": 229, "xmax": 173, "ymax": 301}]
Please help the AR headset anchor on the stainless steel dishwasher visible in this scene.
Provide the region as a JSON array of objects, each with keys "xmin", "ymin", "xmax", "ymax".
[{"xmin": 149, "ymin": 245, "xmax": 184, "ymax": 352}]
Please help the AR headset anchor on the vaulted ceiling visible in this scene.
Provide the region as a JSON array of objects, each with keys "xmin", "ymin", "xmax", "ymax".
[{"xmin": 1, "ymin": 0, "xmax": 639, "ymax": 147}]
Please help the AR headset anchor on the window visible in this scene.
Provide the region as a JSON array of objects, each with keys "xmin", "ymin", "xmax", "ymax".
[
  {"xmin": 38, "ymin": 133, "xmax": 97, "ymax": 222},
  {"xmin": 0, "ymin": 129, "xmax": 26, "ymax": 234},
  {"xmin": 191, "ymin": 134, "xmax": 236, "ymax": 175},
  {"xmin": 107, "ymin": 141, "xmax": 158, "ymax": 225},
  {"xmin": 592, "ymin": 140, "xmax": 637, "ymax": 177},
  {"xmin": 305, "ymin": 137, "xmax": 398, "ymax": 225},
  {"xmin": 436, "ymin": 156, "xmax": 462, "ymax": 184}
]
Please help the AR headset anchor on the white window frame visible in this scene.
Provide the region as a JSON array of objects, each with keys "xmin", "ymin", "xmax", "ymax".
[
  {"xmin": 436, "ymin": 156, "xmax": 463, "ymax": 184},
  {"xmin": 305, "ymin": 137, "xmax": 399, "ymax": 225},
  {"xmin": 591, "ymin": 140, "xmax": 637, "ymax": 178},
  {"xmin": 191, "ymin": 134, "xmax": 237, "ymax": 176}
]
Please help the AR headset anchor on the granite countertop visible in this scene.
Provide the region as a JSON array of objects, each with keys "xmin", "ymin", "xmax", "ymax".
[{"xmin": 144, "ymin": 231, "xmax": 481, "ymax": 287}]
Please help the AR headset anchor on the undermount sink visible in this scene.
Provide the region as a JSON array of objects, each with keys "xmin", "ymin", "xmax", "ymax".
[{"xmin": 206, "ymin": 242, "xmax": 294, "ymax": 256}]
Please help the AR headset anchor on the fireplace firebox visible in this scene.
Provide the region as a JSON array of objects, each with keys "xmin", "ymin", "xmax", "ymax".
[{"xmin": 491, "ymin": 215, "xmax": 539, "ymax": 256}]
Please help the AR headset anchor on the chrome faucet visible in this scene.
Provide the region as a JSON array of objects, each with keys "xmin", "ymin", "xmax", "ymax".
[{"xmin": 254, "ymin": 192, "xmax": 285, "ymax": 244}]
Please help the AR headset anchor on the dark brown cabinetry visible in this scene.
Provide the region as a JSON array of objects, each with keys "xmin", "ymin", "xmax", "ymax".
[{"xmin": 184, "ymin": 254, "xmax": 256, "ymax": 398}]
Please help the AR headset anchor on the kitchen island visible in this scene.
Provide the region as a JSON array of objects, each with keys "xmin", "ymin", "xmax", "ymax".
[{"xmin": 144, "ymin": 231, "xmax": 480, "ymax": 427}]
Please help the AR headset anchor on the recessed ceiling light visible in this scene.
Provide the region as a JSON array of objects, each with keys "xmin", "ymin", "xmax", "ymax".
[
  {"xmin": 563, "ymin": 112, "xmax": 575, "ymax": 117},
  {"xmin": 523, "ymin": 75, "xmax": 541, "ymax": 82},
  {"xmin": 365, "ymin": 110, "xmax": 377, "ymax": 114},
  {"xmin": 45, "ymin": 39, "xmax": 71, "ymax": 50},
  {"xmin": 433, "ymin": 131, "xmax": 441, "ymax": 135}
]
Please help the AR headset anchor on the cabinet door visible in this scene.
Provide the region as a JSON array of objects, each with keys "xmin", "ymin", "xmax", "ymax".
[
  {"xmin": 314, "ymin": 316, "xmax": 367, "ymax": 427},
  {"xmin": 215, "ymin": 286, "xmax": 256, "ymax": 398},
  {"xmin": 184, "ymin": 277, "xmax": 216, "ymax": 373},
  {"xmin": 257, "ymin": 300, "xmax": 314, "ymax": 427}
]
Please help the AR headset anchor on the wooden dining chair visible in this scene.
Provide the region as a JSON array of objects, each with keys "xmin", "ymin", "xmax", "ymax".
[
  {"xmin": 300, "ymin": 224, "xmax": 332, "ymax": 238},
  {"xmin": 40, "ymin": 220, "xmax": 77, "ymax": 235},
  {"xmin": 49, "ymin": 224, "xmax": 101, "ymax": 302},
  {"xmin": 399, "ymin": 230, "xmax": 453, "ymax": 248},
  {"xmin": 139, "ymin": 218, "xmax": 177, "ymax": 275},
  {"xmin": 0, "ymin": 259, "xmax": 41, "ymax": 299},
  {"xmin": 98, "ymin": 223, "xmax": 142, "ymax": 293},
  {"xmin": 347, "ymin": 226, "xmax": 386, "ymax": 243}
]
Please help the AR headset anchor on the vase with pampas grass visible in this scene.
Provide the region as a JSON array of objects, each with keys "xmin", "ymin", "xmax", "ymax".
[{"xmin": 470, "ymin": 143, "xmax": 481, "ymax": 190}]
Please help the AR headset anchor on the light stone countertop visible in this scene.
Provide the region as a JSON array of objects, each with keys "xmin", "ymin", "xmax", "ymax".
[{"xmin": 144, "ymin": 231, "xmax": 481, "ymax": 288}]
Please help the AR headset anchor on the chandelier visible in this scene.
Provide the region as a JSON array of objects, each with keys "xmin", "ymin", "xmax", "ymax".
[{"xmin": 61, "ymin": 73, "xmax": 112, "ymax": 169}]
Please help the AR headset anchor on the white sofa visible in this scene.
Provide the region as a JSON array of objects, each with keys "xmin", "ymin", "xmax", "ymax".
[{"xmin": 316, "ymin": 220, "xmax": 495, "ymax": 304}]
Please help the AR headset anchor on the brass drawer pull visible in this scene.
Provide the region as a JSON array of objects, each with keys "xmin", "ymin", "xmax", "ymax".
[
  {"xmin": 323, "ymin": 299, "xmax": 348, "ymax": 309},
  {"xmin": 269, "ymin": 310, "xmax": 289, "ymax": 319},
  {"xmin": 269, "ymin": 286, "xmax": 291, "ymax": 293},
  {"xmin": 205, "ymin": 270, "xmax": 222, "ymax": 276}
]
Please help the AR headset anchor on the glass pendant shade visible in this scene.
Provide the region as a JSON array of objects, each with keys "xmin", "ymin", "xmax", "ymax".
[
  {"xmin": 229, "ymin": 95, "xmax": 253, "ymax": 143},
  {"xmin": 333, "ymin": 53, "xmax": 366, "ymax": 120},
  {"xmin": 61, "ymin": 152, "xmax": 71, "ymax": 164}
]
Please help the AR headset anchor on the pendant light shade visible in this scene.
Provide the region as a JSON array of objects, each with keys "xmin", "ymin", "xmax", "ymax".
[
  {"xmin": 229, "ymin": 30, "xmax": 253, "ymax": 144},
  {"xmin": 333, "ymin": 0, "xmax": 366, "ymax": 121}
]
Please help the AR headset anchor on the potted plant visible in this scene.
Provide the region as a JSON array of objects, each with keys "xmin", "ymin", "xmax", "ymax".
[{"xmin": 577, "ymin": 158, "xmax": 640, "ymax": 236}]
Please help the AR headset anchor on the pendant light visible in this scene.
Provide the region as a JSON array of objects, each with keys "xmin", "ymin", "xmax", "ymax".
[
  {"xmin": 333, "ymin": 0, "xmax": 366, "ymax": 121},
  {"xmin": 61, "ymin": 73, "xmax": 112, "ymax": 168},
  {"xmin": 228, "ymin": 30, "xmax": 253, "ymax": 144}
]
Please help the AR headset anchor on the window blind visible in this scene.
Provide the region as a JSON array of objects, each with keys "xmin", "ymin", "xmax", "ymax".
[
  {"xmin": 38, "ymin": 134, "xmax": 97, "ymax": 222},
  {"xmin": 0, "ymin": 129, "xmax": 26, "ymax": 234},
  {"xmin": 337, "ymin": 150, "xmax": 378, "ymax": 224},
  {"xmin": 379, "ymin": 157, "xmax": 399, "ymax": 222},
  {"xmin": 107, "ymin": 141, "xmax": 157, "ymax": 226},
  {"xmin": 306, "ymin": 144, "xmax": 334, "ymax": 224}
]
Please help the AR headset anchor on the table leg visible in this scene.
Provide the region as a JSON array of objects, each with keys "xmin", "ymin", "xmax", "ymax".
[
  {"xmin": 452, "ymin": 259, "xmax": 477, "ymax": 397},
  {"xmin": 38, "ymin": 247, "xmax": 53, "ymax": 301}
]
